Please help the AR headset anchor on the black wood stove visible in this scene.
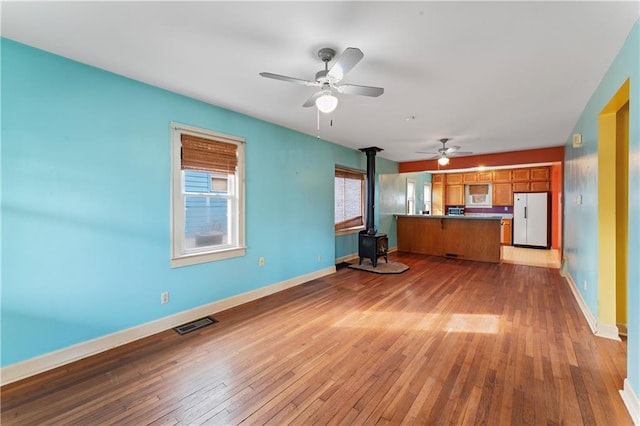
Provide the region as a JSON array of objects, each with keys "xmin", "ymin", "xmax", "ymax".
[{"xmin": 358, "ymin": 147, "xmax": 388, "ymax": 267}]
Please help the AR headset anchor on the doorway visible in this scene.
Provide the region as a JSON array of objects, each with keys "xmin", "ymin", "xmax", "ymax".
[{"xmin": 597, "ymin": 78, "xmax": 629, "ymax": 339}]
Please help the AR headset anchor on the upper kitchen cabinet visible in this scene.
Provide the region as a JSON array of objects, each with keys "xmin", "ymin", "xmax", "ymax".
[
  {"xmin": 530, "ymin": 167, "xmax": 550, "ymax": 181},
  {"xmin": 493, "ymin": 183, "xmax": 513, "ymax": 206},
  {"xmin": 530, "ymin": 181, "xmax": 551, "ymax": 191},
  {"xmin": 446, "ymin": 184, "xmax": 465, "ymax": 206},
  {"xmin": 432, "ymin": 174, "xmax": 444, "ymax": 183},
  {"xmin": 477, "ymin": 171, "xmax": 493, "ymax": 182},
  {"xmin": 446, "ymin": 173, "xmax": 463, "ymax": 184},
  {"xmin": 511, "ymin": 168, "xmax": 530, "ymax": 182},
  {"xmin": 463, "ymin": 173, "xmax": 478, "ymax": 183},
  {"xmin": 512, "ymin": 182, "xmax": 530, "ymax": 192},
  {"xmin": 493, "ymin": 170, "xmax": 511, "ymax": 182}
]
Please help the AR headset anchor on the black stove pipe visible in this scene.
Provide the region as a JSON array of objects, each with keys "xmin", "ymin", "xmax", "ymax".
[{"xmin": 359, "ymin": 147, "xmax": 383, "ymax": 234}]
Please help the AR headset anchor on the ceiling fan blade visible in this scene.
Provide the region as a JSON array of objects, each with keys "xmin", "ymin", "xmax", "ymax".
[
  {"xmin": 327, "ymin": 47, "xmax": 364, "ymax": 81},
  {"xmin": 335, "ymin": 84, "xmax": 384, "ymax": 97},
  {"xmin": 259, "ymin": 72, "xmax": 319, "ymax": 87},
  {"xmin": 302, "ymin": 91, "xmax": 324, "ymax": 108},
  {"xmin": 443, "ymin": 146, "xmax": 461, "ymax": 153}
]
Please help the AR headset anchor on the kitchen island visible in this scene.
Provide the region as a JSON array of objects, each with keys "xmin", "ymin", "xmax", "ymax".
[{"xmin": 396, "ymin": 215, "xmax": 502, "ymax": 263}]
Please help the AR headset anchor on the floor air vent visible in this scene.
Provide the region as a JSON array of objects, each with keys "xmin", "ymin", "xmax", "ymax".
[{"xmin": 173, "ymin": 316, "xmax": 218, "ymax": 335}]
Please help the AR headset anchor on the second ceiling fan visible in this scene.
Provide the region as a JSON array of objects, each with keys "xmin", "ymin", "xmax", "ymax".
[
  {"xmin": 417, "ymin": 138, "xmax": 473, "ymax": 165},
  {"xmin": 260, "ymin": 47, "xmax": 384, "ymax": 113}
]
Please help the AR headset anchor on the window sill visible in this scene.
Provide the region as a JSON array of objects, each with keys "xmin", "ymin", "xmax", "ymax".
[
  {"xmin": 171, "ymin": 246, "xmax": 247, "ymax": 268},
  {"xmin": 335, "ymin": 226, "xmax": 365, "ymax": 237}
]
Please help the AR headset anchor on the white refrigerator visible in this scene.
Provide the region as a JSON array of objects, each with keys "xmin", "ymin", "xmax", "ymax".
[{"xmin": 513, "ymin": 192, "xmax": 550, "ymax": 248}]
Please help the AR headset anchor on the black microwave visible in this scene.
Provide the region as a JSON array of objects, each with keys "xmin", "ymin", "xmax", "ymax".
[{"xmin": 447, "ymin": 207, "xmax": 465, "ymax": 216}]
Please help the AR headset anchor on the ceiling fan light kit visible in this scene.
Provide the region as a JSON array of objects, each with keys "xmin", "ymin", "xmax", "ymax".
[
  {"xmin": 260, "ymin": 46, "xmax": 383, "ymax": 114},
  {"xmin": 316, "ymin": 90, "xmax": 338, "ymax": 113},
  {"xmin": 438, "ymin": 156, "xmax": 450, "ymax": 166}
]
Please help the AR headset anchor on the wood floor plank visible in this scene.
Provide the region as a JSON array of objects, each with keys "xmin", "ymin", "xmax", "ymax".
[{"xmin": 1, "ymin": 253, "xmax": 632, "ymax": 425}]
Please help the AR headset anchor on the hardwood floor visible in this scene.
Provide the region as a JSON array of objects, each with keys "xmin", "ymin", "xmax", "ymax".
[{"xmin": 1, "ymin": 253, "xmax": 630, "ymax": 425}]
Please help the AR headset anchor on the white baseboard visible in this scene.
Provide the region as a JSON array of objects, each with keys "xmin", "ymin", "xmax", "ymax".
[
  {"xmin": 620, "ymin": 379, "xmax": 640, "ymax": 425},
  {"xmin": 0, "ymin": 266, "xmax": 336, "ymax": 386},
  {"xmin": 564, "ymin": 272, "xmax": 597, "ymax": 334},
  {"xmin": 564, "ymin": 272, "xmax": 621, "ymax": 341},
  {"xmin": 597, "ymin": 323, "xmax": 622, "ymax": 340}
]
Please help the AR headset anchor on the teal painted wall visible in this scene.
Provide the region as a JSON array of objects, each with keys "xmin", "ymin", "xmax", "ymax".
[
  {"xmin": 564, "ymin": 20, "xmax": 639, "ymax": 394},
  {"xmin": 377, "ymin": 172, "xmax": 431, "ymax": 252},
  {"xmin": 0, "ymin": 39, "xmax": 399, "ymax": 367}
]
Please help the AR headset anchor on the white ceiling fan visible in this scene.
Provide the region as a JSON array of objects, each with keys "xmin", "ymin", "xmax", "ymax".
[
  {"xmin": 260, "ymin": 47, "xmax": 384, "ymax": 113},
  {"xmin": 417, "ymin": 138, "xmax": 473, "ymax": 165}
]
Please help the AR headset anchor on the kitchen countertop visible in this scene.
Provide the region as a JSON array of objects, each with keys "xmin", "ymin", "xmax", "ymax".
[
  {"xmin": 464, "ymin": 213, "xmax": 514, "ymax": 219},
  {"xmin": 395, "ymin": 214, "xmax": 502, "ymax": 220}
]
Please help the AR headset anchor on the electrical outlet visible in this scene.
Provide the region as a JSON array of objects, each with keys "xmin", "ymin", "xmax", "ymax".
[
  {"xmin": 504, "ymin": 206, "xmax": 508, "ymax": 211},
  {"xmin": 583, "ymin": 280, "xmax": 587, "ymax": 291},
  {"xmin": 576, "ymin": 195, "xmax": 582, "ymax": 205},
  {"xmin": 318, "ymin": 254, "xmax": 323, "ymax": 263},
  {"xmin": 259, "ymin": 256, "xmax": 265, "ymax": 266},
  {"xmin": 161, "ymin": 292, "xmax": 169, "ymax": 304}
]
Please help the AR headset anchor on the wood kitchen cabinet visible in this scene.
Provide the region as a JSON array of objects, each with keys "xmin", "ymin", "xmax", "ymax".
[
  {"xmin": 446, "ymin": 173, "xmax": 463, "ymax": 184},
  {"xmin": 530, "ymin": 167, "xmax": 550, "ymax": 181},
  {"xmin": 446, "ymin": 184, "xmax": 465, "ymax": 206},
  {"xmin": 435, "ymin": 166, "xmax": 550, "ymax": 208},
  {"xmin": 477, "ymin": 171, "xmax": 493, "ymax": 182},
  {"xmin": 530, "ymin": 181, "xmax": 551, "ymax": 191},
  {"xmin": 501, "ymin": 218, "xmax": 512, "ymax": 245},
  {"xmin": 493, "ymin": 170, "xmax": 511, "ymax": 182},
  {"xmin": 463, "ymin": 172, "xmax": 478, "ymax": 183},
  {"xmin": 493, "ymin": 183, "xmax": 513, "ymax": 206},
  {"xmin": 511, "ymin": 168, "xmax": 530, "ymax": 182},
  {"xmin": 512, "ymin": 182, "xmax": 530, "ymax": 192}
]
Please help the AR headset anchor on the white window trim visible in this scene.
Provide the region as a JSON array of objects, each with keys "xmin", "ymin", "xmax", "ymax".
[
  {"xmin": 170, "ymin": 122, "xmax": 246, "ymax": 268},
  {"xmin": 335, "ymin": 226, "xmax": 365, "ymax": 237},
  {"xmin": 406, "ymin": 178, "xmax": 416, "ymax": 215},
  {"xmin": 423, "ymin": 182, "xmax": 432, "ymax": 214}
]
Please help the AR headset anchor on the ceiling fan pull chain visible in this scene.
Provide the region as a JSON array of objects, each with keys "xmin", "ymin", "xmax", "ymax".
[{"xmin": 316, "ymin": 107, "xmax": 320, "ymax": 138}]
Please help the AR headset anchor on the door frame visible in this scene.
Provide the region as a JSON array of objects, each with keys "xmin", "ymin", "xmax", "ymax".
[{"xmin": 597, "ymin": 78, "xmax": 629, "ymax": 339}]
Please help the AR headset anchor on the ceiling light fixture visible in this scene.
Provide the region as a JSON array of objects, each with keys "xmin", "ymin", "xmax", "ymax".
[
  {"xmin": 315, "ymin": 90, "xmax": 338, "ymax": 113},
  {"xmin": 438, "ymin": 157, "xmax": 450, "ymax": 166}
]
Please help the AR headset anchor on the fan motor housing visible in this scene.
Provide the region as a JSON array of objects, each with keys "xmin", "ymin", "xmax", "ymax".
[{"xmin": 315, "ymin": 70, "xmax": 330, "ymax": 82}]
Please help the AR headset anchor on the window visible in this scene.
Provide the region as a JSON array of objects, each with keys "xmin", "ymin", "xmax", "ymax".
[
  {"xmin": 406, "ymin": 178, "xmax": 416, "ymax": 214},
  {"xmin": 465, "ymin": 184, "xmax": 492, "ymax": 207},
  {"xmin": 423, "ymin": 182, "xmax": 432, "ymax": 214},
  {"xmin": 335, "ymin": 167, "xmax": 365, "ymax": 233},
  {"xmin": 171, "ymin": 122, "xmax": 245, "ymax": 267}
]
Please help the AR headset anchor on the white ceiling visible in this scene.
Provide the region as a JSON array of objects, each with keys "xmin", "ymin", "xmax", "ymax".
[{"xmin": 2, "ymin": 1, "xmax": 638, "ymax": 163}]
